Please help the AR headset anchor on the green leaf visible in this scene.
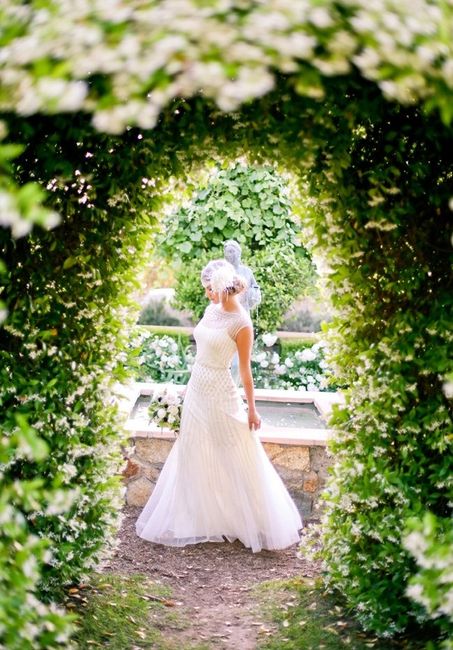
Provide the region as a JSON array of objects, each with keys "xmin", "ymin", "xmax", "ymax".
[
  {"xmin": 63, "ymin": 256, "xmax": 77, "ymax": 270},
  {"xmin": 178, "ymin": 241, "xmax": 192, "ymax": 254},
  {"xmin": 14, "ymin": 414, "xmax": 49, "ymax": 461}
]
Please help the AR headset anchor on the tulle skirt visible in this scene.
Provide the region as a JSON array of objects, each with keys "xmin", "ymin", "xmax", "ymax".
[{"xmin": 135, "ymin": 364, "xmax": 302, "ymax": 552}]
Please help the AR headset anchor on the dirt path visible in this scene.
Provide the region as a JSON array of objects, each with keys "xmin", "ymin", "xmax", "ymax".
[{"xmin": 101, "ymin": 506, "xmax": 321, "ymax": 649}]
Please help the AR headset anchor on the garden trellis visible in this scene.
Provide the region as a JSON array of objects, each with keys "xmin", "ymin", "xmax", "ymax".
[{"xmin": 0, "ymin": 1, "xmax": 452, "ymax": 647}]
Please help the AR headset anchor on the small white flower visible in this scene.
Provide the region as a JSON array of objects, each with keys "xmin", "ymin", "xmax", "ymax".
[
  {"xmin": 300, "ymin": 348, "xmax": 317, "ymax": 362},
  {"xmin": 406, "ymin": 583, "xmax": 426, "ymax": 603},
  {"xmin": 262, "ymin": 333, "xmax": 277, "ymax": 347},
  {"xmin": 443, "ymin": 380, "xmax": 453, "ymax": 400},
  {"xmin": 284, "ymin": 358, "xmax": 294, "ymax": 368}
]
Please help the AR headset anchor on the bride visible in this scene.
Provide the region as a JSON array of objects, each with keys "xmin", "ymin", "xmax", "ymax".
[{"xmin": 135, "ymin": 259, "xmax": 302, "ymax": 552}]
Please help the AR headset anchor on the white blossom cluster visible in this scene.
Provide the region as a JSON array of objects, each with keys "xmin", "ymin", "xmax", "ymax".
[
  {"xmin": 0, "ymin": 0, "xmax": 451, "ymax": 135},
  {"xmin": 403, "ymin": 514, "xmax": 453, "ymax": 623},
  {"xmin": 133, "ymin": 331, "xmax": 195, "ymax": 383},
  {"xmin": 252, "ymin": 334, "xmax": 333, "ymax": 391}
]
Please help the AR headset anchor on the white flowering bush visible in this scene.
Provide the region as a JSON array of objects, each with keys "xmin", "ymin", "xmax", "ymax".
[
  {"xmin": 0, "ymin": 0, "xmax": 452, "ymax": 130},
  {"xmin": 0, "ymin": 0, "xmax": 451, "ymax": 647},
  {"xmin": 252, "ymin": 335, "xmax": 336, "ymax": 392},
  {"xmin": 132, "ymin": 331, "xmax": 335, "ymax": 391},
  {"xmin": 148, "ymin": 385, "xmax": 183, "ymax": 433},
  {"xmin": 132, "ymin": 330, "xmax": 194, "ymax": 384},
  {"xmin": 0, "ymin": 117, "xmax": 156, "ymax": 647},
  {"xmin": 403, "ymin": 513, "xmax": 453, "ymax": 645}
]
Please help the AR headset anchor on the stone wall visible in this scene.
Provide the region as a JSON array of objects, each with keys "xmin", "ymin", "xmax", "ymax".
[{"xmin": 123, "ymin": 434, "xmax": 332, "ymax": 521}]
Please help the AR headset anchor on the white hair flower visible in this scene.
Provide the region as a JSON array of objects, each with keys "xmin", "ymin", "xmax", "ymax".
[{"xmin": 210, "ymin": 265, "xmax": 235, "ymax": 293}]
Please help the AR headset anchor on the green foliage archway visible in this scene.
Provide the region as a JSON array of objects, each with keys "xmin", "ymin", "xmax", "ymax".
[{"xmin": 0, "ymin": 2, "xmax": 452, "ymax": 648}]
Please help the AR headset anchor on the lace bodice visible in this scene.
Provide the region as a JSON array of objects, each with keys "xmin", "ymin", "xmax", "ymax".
[{"xmin": 193, "ymin": 303, "xmax": 252, "ymax": 369}]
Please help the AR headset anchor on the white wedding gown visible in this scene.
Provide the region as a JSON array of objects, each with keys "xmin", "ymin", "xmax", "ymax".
[{"xmin": 135, "ymin": 302, "xmax": 302, "ymax": 552}]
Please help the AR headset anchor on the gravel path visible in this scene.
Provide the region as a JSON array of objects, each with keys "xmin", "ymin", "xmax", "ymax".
[{"xmin": 101, "ymin": 506, "xmax": 321, "ymax": 649}]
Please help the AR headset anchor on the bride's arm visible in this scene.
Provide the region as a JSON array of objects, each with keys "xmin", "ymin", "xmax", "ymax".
[{"xmin": 236, "ymin": 326, "xmax": 261, "ymax": 430}]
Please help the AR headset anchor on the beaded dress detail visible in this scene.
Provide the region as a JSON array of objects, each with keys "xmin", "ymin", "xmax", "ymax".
[{"xmin": 136, "ymin": 303, "xmax": 302, "ymax": 552}]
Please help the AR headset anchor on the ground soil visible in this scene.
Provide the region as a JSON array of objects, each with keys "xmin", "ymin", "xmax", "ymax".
[{"xmin": 101, "ymin": 506, "xmax": 321, "ymax": 649}]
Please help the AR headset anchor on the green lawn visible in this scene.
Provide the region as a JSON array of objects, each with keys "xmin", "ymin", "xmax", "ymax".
[
  {"xmin": 256, "ymin": 578, "xmax": 438, "ymax": 650},
  {"xmin": 68, "ymin": 573, "xmax": 207, "ymax": 650}
]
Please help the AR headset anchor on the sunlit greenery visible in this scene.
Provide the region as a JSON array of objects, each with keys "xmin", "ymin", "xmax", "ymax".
[{"xmin": 160, "ymin": 164, "xmax": 315, "ymax": 332}]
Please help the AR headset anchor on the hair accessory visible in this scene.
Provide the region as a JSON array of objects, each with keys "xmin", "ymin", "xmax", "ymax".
[{"xmin": 210, "ymin": 265, "xmax": 235, "ymax": 294}]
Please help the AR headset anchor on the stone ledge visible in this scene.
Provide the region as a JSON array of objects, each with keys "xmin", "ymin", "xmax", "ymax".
[
  {"xmin": 119, "ymin": 382, "xmax": 343, "ymax": 420},
  {"xmin": 125, "ymin": 422, "xmax": 329, "ymax": 447},
  {"xmin": 120, "ymin": 383, "xmax": 340, "ymax": 520},
  {"xmin": 123, "ymin": 433, "xmax": 332, "ymax": 520}
]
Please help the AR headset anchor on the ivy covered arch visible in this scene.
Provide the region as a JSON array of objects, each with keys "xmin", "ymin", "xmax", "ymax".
[{"xmin": 1, "ymin": 3, "xmax": 452, "ymax": 648}]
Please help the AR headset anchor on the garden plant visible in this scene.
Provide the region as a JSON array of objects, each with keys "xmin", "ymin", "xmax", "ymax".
[
  {"xmin": 133, "ymin": 330, "xmax": 335, "ymax": 391},
  {"xmin": 0, "ymin": 1, "xmax": 452, "ymax": 648},
  {"xmin": 159, "ymin": 163, "xmax": 316, "ymax": 332}
]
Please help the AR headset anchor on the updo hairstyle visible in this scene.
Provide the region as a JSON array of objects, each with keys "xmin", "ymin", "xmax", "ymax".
[{"xmin": 200, "ymin": 259, "xmax": 246, "ymax": 296}]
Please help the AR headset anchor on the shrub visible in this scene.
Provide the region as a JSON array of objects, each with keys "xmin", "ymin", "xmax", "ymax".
[
  {"xmin": 403, "ymin": 513, "xmax": 453, "ymax": 646},
  {"xmin": 172, "ymin": 244, "xmax": 315, "ymax": 333},
  {"xmin": 159, "ymin": 164, "xmax": 299, "ymax": 259},
  {"xmin": 251, "ymin": 245, "xmax": 315, "ymax": 332},
  {"xmin": 160, "ymin": 165, "xmax": 316, "ymax": 332},
  {"xmin": 131, "ymin": 331, "xmax": 194, "ymax": 384},
  {"xmin": 138, "ymin": 326, "xmax": 191, "ymax": 345},
  {"xmin": 279, "ymin": 337, "xmax": 319, "ymax": 356},
  {"xmin": 131, "ymin": 332, "xmax": 336, "ymax": 392},
  {"xmin": 171, "ymin": 253, "xmax": 213, "ymax": 325},
  {"xmin": 252, "ymin": 335, "xmax": 336, "ymax": 392}
]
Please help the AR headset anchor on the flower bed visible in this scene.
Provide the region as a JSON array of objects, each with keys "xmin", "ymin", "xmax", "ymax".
[
  {"xmin": 130, "ymin": 330, "xmax": 337, "ymax": 392},
  {"xmin": 251, "ymin": 334, "xmax": 336, "ymax": 392}
]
